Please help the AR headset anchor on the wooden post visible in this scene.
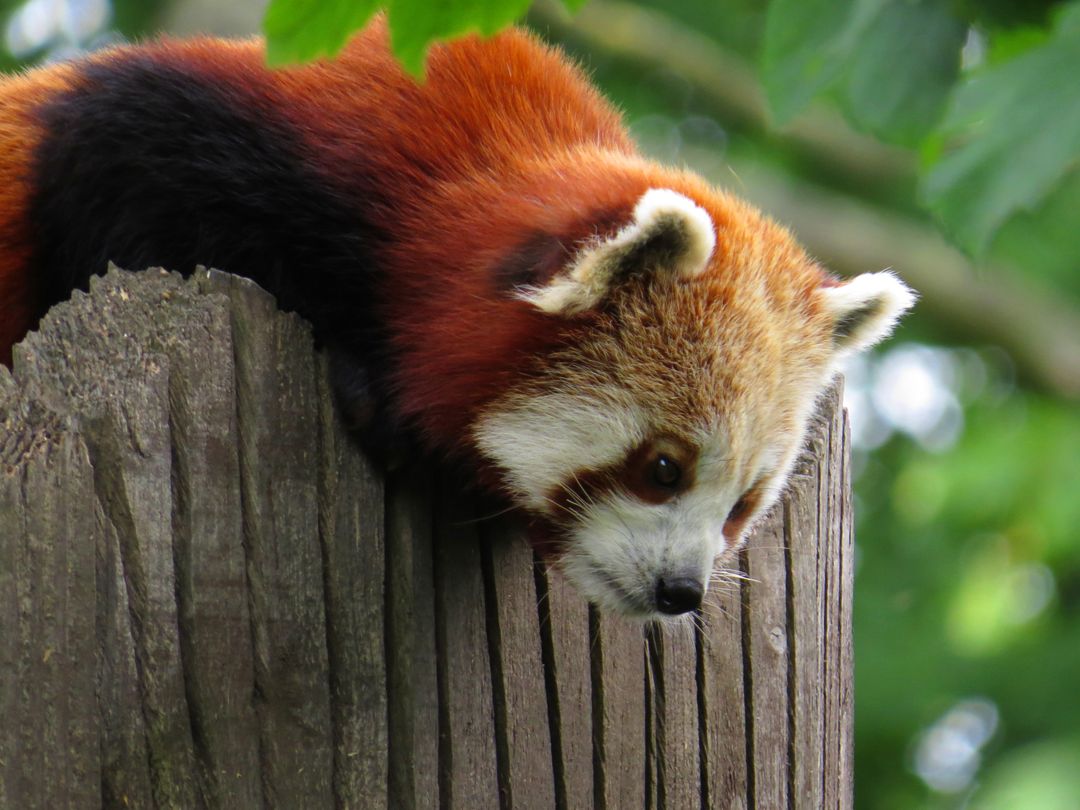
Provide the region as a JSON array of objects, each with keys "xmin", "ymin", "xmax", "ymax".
[{"xmin": 0, "ymin": 268, "xmax": 854, "ymax": 809}]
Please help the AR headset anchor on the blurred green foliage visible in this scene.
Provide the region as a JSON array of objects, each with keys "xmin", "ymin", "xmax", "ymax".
[
  {"xmin": 0, "ymin": 0, "xmax": 169, "ymax": 69},
  {"xmin": 2, "ymin": 1, "xmax": 1079, "ymax": 807},
  {"xmin": 922, "ymin": 4, "xmax": 1080, "ymax": 253},
  {"xmin": 855, "ymin": 386, "xmax": 1080, "ymax": 808},
  {"xmin": 762, "ymin": 0, "xmax": 1080, "ymax": 252}
]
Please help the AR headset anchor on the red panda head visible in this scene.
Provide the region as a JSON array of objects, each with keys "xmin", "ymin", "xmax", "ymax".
[{"xmin": 472, "ymin": 184, "xmax": 915, "ymax": 620}]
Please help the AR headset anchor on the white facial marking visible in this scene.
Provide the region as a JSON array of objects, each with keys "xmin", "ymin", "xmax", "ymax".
[
  {"xmin": 473, "ymin": 387, "xmax": 645, "ymax": 513},
  {"xmin": 559, "ymin": 483, "xmax": 733, "ymax": 618},
  {"xmin": 552, "ymin": 423, "xmax": 816, "ymax": 618}
]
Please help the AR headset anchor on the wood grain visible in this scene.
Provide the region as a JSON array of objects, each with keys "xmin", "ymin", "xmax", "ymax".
[
  {"xmin": 699, "ymin": 579, "xmax": 748, "ymax": 810},
  {"xmin": 742, "ymin": 506, "xmax": 790, "ymax": 810},
  {"xmin": 786, "ymin": 389, "xmax": 831, "ymax": 810},
  {"xmin": 592, "ymin": 610, "xmax": 646, "ymax": 810},
  {"xmin": 0, "ymin": 268, "xmax": 855, "ymax": 809},
  {"xmin": 220, "ymin": 271, "xmax": 335, "ymax": 809},
  {"xmin": 432, "ymin": 479, "xmax": 499, "ymax": 810},
  {"xmin": 839, "ymin": 413, "xmax": 856, "ymax": 810},
  {"xmin": 649, "ymin": 622, "xmax": 701, "ymax": 810},
  {"xmin": 317, "ymin": 361, "xmax": 389, "ymax": 809},
  {"xmin": 821, "ymin": 386, "xmax": 845, "ymax": 810},
  {"xmin": 385, "ymin": 468, "xmax": 439, "ymax": 810},
  {"xmin": 536, "ymin": 564, "xmax": 594, "ymax": 810},
  {"xmin": 482, "ymin": 517, "xmax": 557, "ymax": 810}
]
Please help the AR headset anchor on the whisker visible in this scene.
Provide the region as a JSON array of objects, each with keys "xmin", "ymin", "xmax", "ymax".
[
  {"xmin": 712, "ymin": 567, "xmax": 759, "ymax": 586},
  {"xmin": 450, "ymin": 502, "xmax": 520, "ymax": 525}
]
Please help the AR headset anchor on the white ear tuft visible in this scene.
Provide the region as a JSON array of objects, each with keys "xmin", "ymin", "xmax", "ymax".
[
  {"xmin": 819, "ymin": 270, "xmax": 916, "ymax": 353},
  {"xmin": 522, "ymin": 188, "xmax": 716, "ymax": 316}
]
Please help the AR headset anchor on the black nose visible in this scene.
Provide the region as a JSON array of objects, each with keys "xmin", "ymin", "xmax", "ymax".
[{"xmin": 655, "ymin": 577, "xmax": 704, "ymax": 615}]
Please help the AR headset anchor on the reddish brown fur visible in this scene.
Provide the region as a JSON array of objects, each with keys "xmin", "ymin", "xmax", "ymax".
[
  {"xmin": 310, "ymin": 27, "xmax": 834, "ymax": 450},
  {"xmin": 0, "ymin": 18, "xmax": 916, "ymax": 620},
  {"xmin": 0, "ymin": 64, "xmax": 76, "ymax": 365},
  {"xmin": 0, "ymin": 20, "xmax": 833, "ymax": 459}
]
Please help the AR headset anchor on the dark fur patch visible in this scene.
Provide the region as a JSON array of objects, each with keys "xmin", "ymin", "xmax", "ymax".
[
  {"xmin": 27, "ymin": 53, "xmax": 395, "ymax": 431},
  {"xmin": 833, "ymin": 299, "xmax": 883, "ymax": 341},
  {"xmin": 28, "ymin": 55, "xmax": 379, "ymax": 340},
  {"xmin": 492, "ymin": 230, "xmax": 570, "ymax": 293},
  {"xmin": 544, "ymin": 435, "xmax": 700, "ymax": 529},
  {"xmin": 620, "ymin": 218, "xmax": 689, "ymax": 277},
  {"xmin": 492, "ymin": 205, "xmax": 634, "ymax": 298}
]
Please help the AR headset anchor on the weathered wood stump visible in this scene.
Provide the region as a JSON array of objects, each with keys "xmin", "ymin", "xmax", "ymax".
[{"xmin": 0, "ymin": 267, "xmax": 853, "ymax": 809}]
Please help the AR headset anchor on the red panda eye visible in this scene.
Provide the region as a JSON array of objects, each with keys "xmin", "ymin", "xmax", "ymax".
[
  {"xmin": 652, "ymin": 455, "xmax": 681, "ymax": 488},
  {"xmin": 624, "ymin": 437, "xmax": 696, "ymax": 504}
]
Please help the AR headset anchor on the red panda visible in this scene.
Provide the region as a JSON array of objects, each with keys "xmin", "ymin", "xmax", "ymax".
[{"xmin": 0, "ymin": 17, "xmax": 914, "ymax": 619}]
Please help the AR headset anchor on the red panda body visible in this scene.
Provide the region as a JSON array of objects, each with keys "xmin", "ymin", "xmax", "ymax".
[{"xmin": 0, "ymin": 19, "xmax": 913, "ymax": 618}]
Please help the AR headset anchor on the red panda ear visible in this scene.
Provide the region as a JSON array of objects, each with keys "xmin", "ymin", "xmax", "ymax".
[
  {"xmin": 520, "ymin": 189, "xmax": 716, "ymax": 316},
  {"xmin": 819, "ymin": 271, "xmax": 916, "ymax": 354}
]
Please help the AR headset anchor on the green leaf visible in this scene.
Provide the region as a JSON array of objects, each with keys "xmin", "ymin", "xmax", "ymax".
[
  {"xmin": 386, "ymin": 0, "xmax": 535, "ymax": 76},
  {"xmin": 986, "ymin": 25, "xmax": 1050, "ymax": 65},
  {"xmin": 842, "ymin": 1, "xmax": 966, "ymax": 146},
  {"xmin": 760, "ymin": 0, "xmax": 859, "ymax": 123},
  {"xmin": 991, "ymin": 168, "xmax": 1080, "ymax": 299},
  {"xmin": 262, "ymin": 0, "xmax": 381, "ymax": 65},
  {"xmin": 921, "ymin": 1, "xmax": 1080, "ymax": 252},
  {"xmin": 262, "ymin": 0, "xmax": 548, "ymax": 74}
]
